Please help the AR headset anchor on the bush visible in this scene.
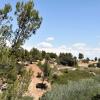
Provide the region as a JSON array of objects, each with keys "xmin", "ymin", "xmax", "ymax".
[
  {"xmin": 36, "ymin": 83, "xmax": 47, "ymax": 90},
  {"xmin": 40, "ymin": 78, "xmax": 100, "ymax": 100},
  {"xmin": 36, "ymin": 72, "xmax": 42, "ymax": 78},
  {"xmin": 97, "ymin": 63, "xmax": 100, "ymax": 68},
  {"xmin": 88, "ymin": 64, "xmax": 95, "ymax": 68},
  {"xmin": 21, "ymin": 96, "xmax": 33, "ymax": 100},
  {"xmin": 52, "ymin": 70, "xmax": 92, "ymax": 84},
  {"xmin": 92, "ymin": 94, "xmax": 100, "ymax": 100},
  {"xmin": 52, "ymin": 74, "xmax": 58, "ymax": 80},
  {"xmin": 37, "ymin": 61, "xmax": 42, "ymax": 67}
]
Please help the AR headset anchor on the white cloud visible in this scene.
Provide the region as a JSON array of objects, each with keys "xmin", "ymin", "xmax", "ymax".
[
  {"xmin": 36, "ymin": 42, "xmax": 100, "ymax": 58},
  {"xmin": 46, "ymin": 37, "xmax": 54, "ymax": 42},
  {"xmin": 22, "ymin": 45, "xmax": 32, "ymax": 51},
  {"xmin": 72, "ymin": 43, "xmax": 86, "ymax": 48},
  {"xmin": 36, "ymin": 37, "xmax": 54, "ymax": 49},
  {"xmin": 22, "ymin": 36, "xmax": 100, "ymax": 58},
  {"xmin": 37, "ymin": 42, "xmax": 53, "ymax": 48}
]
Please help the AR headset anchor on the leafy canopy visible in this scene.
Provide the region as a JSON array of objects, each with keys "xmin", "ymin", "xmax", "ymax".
[{"xmin": 0, "ymin": 0, "xmax": 42, "ymax": 49}]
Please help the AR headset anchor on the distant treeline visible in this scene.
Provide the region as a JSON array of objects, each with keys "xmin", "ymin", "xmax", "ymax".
[{"xmin": 4, "ymin": 47, "xmax": 77, "ymax": 67}]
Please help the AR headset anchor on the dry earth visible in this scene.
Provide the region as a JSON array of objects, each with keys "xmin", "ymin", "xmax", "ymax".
[{"xmin": 26, "ymin": 64, "xmax": 51, "ymax": 100}]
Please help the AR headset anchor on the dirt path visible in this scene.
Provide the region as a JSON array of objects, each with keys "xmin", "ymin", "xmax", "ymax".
[{"xmin": 26, "ymin": 64, "xmax": 51, "ymax": 100}]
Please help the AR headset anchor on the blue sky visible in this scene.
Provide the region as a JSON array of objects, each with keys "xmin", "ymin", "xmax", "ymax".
[{"xmin": 1, "ymin": 0, "xmax": 100, "ymax": 58}]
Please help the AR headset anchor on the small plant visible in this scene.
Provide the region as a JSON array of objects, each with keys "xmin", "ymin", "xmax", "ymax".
[
  {"xmin": 36, "ymin": 72, "xmax": 42, "ymax": 78},
  {"xmin": 21, "ymin": 96, "xmax": 33, "ymax": 100},
  {"xmin": 41, "ymin": 61, "xmax": 51, "ymax": 83},
  {"xmin": 92, "ymin": 94, "xmax": 100, "ymax": 100},
  {"xmin": 52, "ymin": 74, "xmax": 58, "ymax": 80},
  {"xmin": 37, "ymin": 61, "xmax": 42, "ymax": 67},
  {"xmin": 36, "ymin": 83, "xmax": 47, "ymax": 90}
]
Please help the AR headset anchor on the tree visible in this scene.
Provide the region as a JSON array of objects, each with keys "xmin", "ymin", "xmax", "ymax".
[
  {"xmin": 42, "ymin": 51, "xmax": 46, "ymax": 59},
  {"xmin": 12, "ymin": 1, "xmax": 42, "ymax": 49},
  {"xmin": 30, "ymin": 48, "xmax": 42, "ymax": 61},
  {"xmin": 23, "ymin": 49, "xmax": 29, "ymax": 61},
  {"xmin": 0, "ymin": 0, "xmax": 42, "ymax": 62},
  {"xmin": 86, "ymin": 57, "xmax": 90, "ymax": 63},
  {"xmin": 45, "ymin": 54, "xmax": 50, "ymax": 61},
  {"xmin": 2, "ymin": 69, "xmax": 33, "ymax": 100},
  {"xmin": 73, "ymin": 56, "xmax": 78, "ymax": 67},
  {"xmin": 98, "ymin": 58, "xmax": 100, "ymax": 63},
  {"xmin": 59, "ymin": 53, "xmax": 68, "ymax": 65},
  {"xmin": 78, "ymin": 53, "xmax": 84, "ymax": 60},
  {"xmin": 42, "ymin": 61, "xmax": 51, "ymax": 82},
  {"xmin": 36, "ymin": 60, "xmax": 51, "ymax": 90},
  {"xmin": 94, "ymin": 57, "xmax": 97, "ymax": 61},
  {"xmin": 47, "ymin": 53, "xmax": 57, "ymax": 59},
  {"xmin": 58, "ymin": 53, "xmax": 75, "ymax": 66},
  {"xmin": 0, "ymin": 4, "xmax": 12, "ymax": 48},
  {"xmin": 0, "ymin": 1, "xmax": 42, "ymax": 99},
  {"xmin": 83, "ymin": 57, "xmax": 90, "ymax": 63},
  {"xmin": 0, "ymin": 0, "xmax": 41, "ymax": 57}
]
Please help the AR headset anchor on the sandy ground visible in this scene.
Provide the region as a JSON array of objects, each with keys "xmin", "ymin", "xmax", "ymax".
[{"xmin": 26, "ymin": 64, "xmax": 51, "ymax": 100}]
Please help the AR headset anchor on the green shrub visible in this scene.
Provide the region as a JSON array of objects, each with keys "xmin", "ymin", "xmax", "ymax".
[
  {"xmin": 37, "ymin": 61, "xmax": 42, "ymax": 67},
  {"xmin": 21, "ymin": 96, "xmax": 33, "ymax": 100},
  {"xmin": 40, "ymin": 78, "xmax": 100, "ymax": 100},
  {"xmin": 88, "ymin": 64, "xmax": 95, "ymax": 68},
  {"xmin": 53, "ymin": 70, "xmax": 92, "ymax": 84},
  {"xmin": 97, "ymin": 63, "xmax": 100, "ymax": 68}
]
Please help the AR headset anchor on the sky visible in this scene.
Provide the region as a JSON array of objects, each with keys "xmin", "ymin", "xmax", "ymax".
[{"xmin": 1, "ymin": 0, "xmax": 100, "ymax": 58}]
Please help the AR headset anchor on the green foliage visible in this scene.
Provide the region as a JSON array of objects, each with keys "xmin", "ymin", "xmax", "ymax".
[
  {"xmin": 0, "ymin": 47, "xmax": 12, "ymax": 64},
  {"xmin": 21, "ymin": 96, "xmax": 33, "ymax": 100},
  {"xmin": 58, "ymin": 53, "xmax": 77, "ymax": 66},
  {"xmin": 98, "ymin": 58, "xmax": 100, "ymax": 62},
  {"xmin": 42, "ymin": 51, "xmax": 46, "ymax": 59},
  {"xmin": 0, "ymin": 1, "xmax": 41, "ymax": 99},
  {"xmin": 94, "ymin": 57, "xmax": 98, "ymax": 61},
  {"xmin": 13, "ymin": 47, "xmax": 30, "ymax": 62},
  {"xmin": 78, "ymin": 53, "xmax": 84, "ymax": 60},
  {"xmin": 0, "ymin": 94, "xmax": 2, "ymax": 100},
  {"xmin": 37, "ymin": 61, "xmax": 42, "ymax": 67},
  {"xmin": 0, "ymin": 0, "xmax": 42, "ymax": 55},
  {"xmin": 43, "ymin": 62, "xmax": 50, "ymax": 77},
  {"xmin": 39, "ymin": 61, "xmax": 52, "ymax": 83},
  {"xmin": 40, "ymin": 78, "xmax": 100, "ymax": 100},
  {"xmin": 82, "ymin": 57, "xmax": 90, "ymax": 63},
  {"xmin": 97, "ymin": 63, "xmax": 100, "ymax": 68},
  {"xmin": 88, "ymin": 64, "xmax": 96, "ymax": 68},
  {"xmin": 2, "ymin": 4, "xmax": 12, "ymax": 15},
  {"xmin": 30, "ymin": 48, "xmax": 42, "ymax": 61},
  {"xmin": 12, "ymin": 0, "xmax": 42, "ymax": 49},
  {"xmin": 45, "ymin": 54, "xmax": 50, "ymax": 61},
  {"xmin": 47, "ymin": 53, "xmax": 57, "ymax": 59},
  {"xmin": 7, "ymin": 66, "xmax": 17, "ymax": 82},
  {"xmin": 2, "ymin": 69, "xmax": 33, "ymax": 100},
  {"xmin": 0, "ymin": 3, "xmax": 12, "ymax": 47},
  {"xmin": 52, "ymin": 70, "xmax": 93, "ymax": 84},
  {"xmin": 42, "ymin": 62, "xmax": 51, "ymax": 78}
]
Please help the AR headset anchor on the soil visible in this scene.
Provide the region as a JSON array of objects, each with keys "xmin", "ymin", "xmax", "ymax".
[{"xmin": 26, "ymin": 64, "xmax": 51, "ymax": 100}]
